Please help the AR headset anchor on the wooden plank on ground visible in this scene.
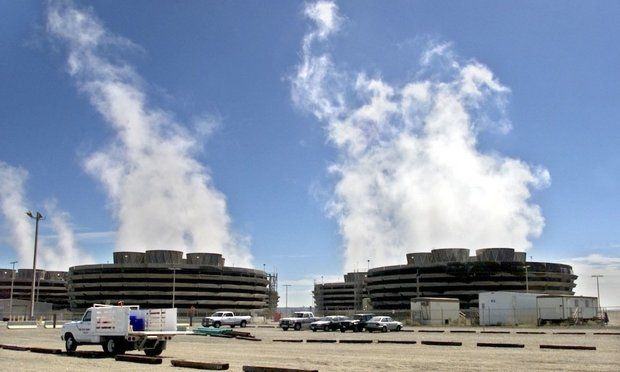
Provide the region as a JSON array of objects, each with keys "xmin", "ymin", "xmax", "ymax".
[
  {"xmin": 593, "ymin": 332, "xmax": 620, "ymax": 335},
  {"xmin": 516, "ymin": 331, "xmax": 545, "ymax": 334},
  {"xmin": 450, "ymin": 330, "xmax": 476, "ymax": 333},
  {"xmin": 339, "ymin": 339, "xmax": 373, "ymax": 344},
  {"xmin": 421, "ymin": 340, "xmax": 462, "ymax": 346},
  {"xmin": 540, "ymin": 344, "xmax": 596, "ymax": 350},
  {"xmin": 115, "ymin": 354, "xmax": 163, "ymax": 364},
  {"xmin": 0, "ymin": 344, "xmax": 30, "ymax": 351},
  {"xmin": 29, "ymin": 347, "xmax": 63, "ymax": 354},
  {"xmin": 481, "ymin": 331, "xmax": 510, "ymax": 334},
  {"xmin": 242, "ymin": 366, "xmax": 318, "ymax": 372},
  {"xmin": 272, "ymin": 339, "xmax": 303, "ymax": 343},
  {"xmin": 477, "ymin": 342, "xmax": 525, "ymax": 348},
  {"xmin": 418, "ymin": 330, "xmax": 444, "ymax": 333},
  {"xmin": 305, "ymin": 339, "xmax": 337, "ymax": 343},
  {"xmin": 236, "ymin": 336, "xmax": 262, "ymax": 341},
  {"xmin": 553, "ymin": 332, "xmax": 586, "ymax": 335},
  {"xmin": 377, "ymin": 340, "xmax": 416, "ymax": 344},
  {"xmin": 171, "ymin": 359, "xmax": 230, "ymax": 370},
  {"xmin": 67, "ymin": 350, "xmax": 109, "ymax": 358}
]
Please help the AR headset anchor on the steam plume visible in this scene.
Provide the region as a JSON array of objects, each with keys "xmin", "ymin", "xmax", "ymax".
[
  {"xmin": 293, "ymin": 1, "xmax": 550, "ymax": 270},
  {"xmin": 47, "ymin": 1, "xmax": 252, "ymax": 266},
  {"xmin": 0, "ymin": 161, "xmax": 92, "ymax": 270}
]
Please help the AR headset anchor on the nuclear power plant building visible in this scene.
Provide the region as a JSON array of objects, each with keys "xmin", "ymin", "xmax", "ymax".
[
  {"xmin": 67, "ymin": 250, "xmax": 276, "ymax": 315},
  {"xmin": 0, "ymin": 269, "xmax": 69, "ymax": 310},
  {"xmin": 314, "ymin": 248, "xmax": 577, "ymax": 312}
]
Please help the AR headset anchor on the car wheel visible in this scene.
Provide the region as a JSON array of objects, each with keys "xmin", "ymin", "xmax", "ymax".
[
  {"xmin": 103, "ymin": 338, "xmax": 124, "ymax": 355},
  {"xmin": 65, "ymin": 333, "xmax": 77, "ymax": 352},
  {"xmin": 396, "ymin": 325, "xmax": 402, "ymax": 332},
  {"xmin": 294, "ymin": 323, "xmax": 301, "ymax": 331},
  {"xmin": 213, "ymin": 321, "xmax": 221, "ymax": 328},
  {"xmin": 340, "ymin": 328, "xmax": 346, "ymax": 333},
  {"xmin": 381, "ymin": 326, "xmax": 388, "ymax": 333},
  {"xmin": 144, "ymin": 341, "xmax": 165, "ymax": 357},
  {"xmin": 282, "ymin": 327, "xmax": 289, "ymax": 331},
  {"xmin": 240, "ymin": 320, "xmax": 247, "ymax": 328},
  {"xmin": 323, "ymin": 325, "xmax": 329, "ymax": 332},
  {"xmin": 367, "ymin": 329, "xmax": 373, "ymax": 333},
  {"xmin": 312, "ymin": 328, "xmax": 317, "ymax": 332}
]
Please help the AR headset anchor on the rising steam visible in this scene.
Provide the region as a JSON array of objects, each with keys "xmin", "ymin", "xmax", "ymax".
[
  {"xmin": 292, "ymin": 1, "xmax": 550, "ymax": 270},
  {"xmin": 0, "ymin": 161, "xmax": 92, "ymax": 270},
  {"xmin": 47, "ymin": 1, "xmax": 252, "ymax": 266}
]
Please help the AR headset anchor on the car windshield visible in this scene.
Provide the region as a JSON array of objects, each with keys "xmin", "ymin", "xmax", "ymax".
[{"xmin": 369, "ymin": 317, "xmax": 382, "ymax": 322}]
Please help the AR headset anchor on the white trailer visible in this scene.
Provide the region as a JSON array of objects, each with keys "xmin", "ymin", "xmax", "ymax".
[
  {"xmin": 537, "ymin": 296, "xmax": 598, "ymax": 324},
  {"xmin": 411, "ymin": 297, "xmax": 460, "ymax": 326},
  {"xmin": 479, "ymin": 292, "xmax": 539, "ymax": 326},
  {"xmin": 61, "ymin": 304, "xmax": 178, "ymax": 355}
]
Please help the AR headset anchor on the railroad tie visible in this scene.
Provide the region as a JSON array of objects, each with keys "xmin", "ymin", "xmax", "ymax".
[{"xmin": 171, "ymin": 359, "xmax": 230, "ymax": 370}]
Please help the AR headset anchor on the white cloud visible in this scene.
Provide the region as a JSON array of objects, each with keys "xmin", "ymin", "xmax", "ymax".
[
  {"xmin": 47, "ymin": 1, "xmax": 252, "ymax": 267},
  {"xmin": 0, "ymin": 161, "xmax": 93, "ymax": 270},
  {"xmin": 292, "ymin": 1, "xmax": 550, "ymax": 271},
  {"xmin": 569, "ymin": 254, "xmax": 620, "ymax": 307}
]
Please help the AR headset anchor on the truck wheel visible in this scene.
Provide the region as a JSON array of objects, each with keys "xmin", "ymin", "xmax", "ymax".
[
  {"xmin": 65, "ymin": 333, "xmax": 77, "ymax": 352},
  {"xmin": 282, "ymin": 327, "xmax": 289, "ymax": 331},
  {"xmin": 144, "ymin": 341, "xmax": 165, "ymax": 356},
  {"xmin": 340, "ymin": 328, "xmax": 346, "ymax": 333},
  {"xmin": 230, "ymin": 325, "xmax": 235, "ymax": 328},
  {"xmin": 240, "ymin": 320, "xmax": 247, "ymax": 328},
  {"xmin": 103, "ymin": 338, "xmax": 124, "ymax": 355},
  {"xmin": 294, "ymin": 323, "xmax": 301, "ymax": 331},
  {"xmin": 213, "ymin": 321, "xmax": 221, "ymax": 328}
]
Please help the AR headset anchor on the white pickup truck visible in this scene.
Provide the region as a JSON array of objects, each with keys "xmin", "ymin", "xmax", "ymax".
[
  {"xmin": 279, "ymin": 311, "xmax": 317, "ymax": 331},
  {"xmin": 201, "ymin": 311, "xmax": 251, "ymax": 328},
  {"xmin": 61, "ymin": 304, "xmax": 178, "ymax": 356}
]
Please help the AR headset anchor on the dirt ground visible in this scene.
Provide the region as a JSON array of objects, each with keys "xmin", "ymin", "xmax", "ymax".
[{"xmin": 1, "ymin": 324, "xmax": 619, "ymax": 371}]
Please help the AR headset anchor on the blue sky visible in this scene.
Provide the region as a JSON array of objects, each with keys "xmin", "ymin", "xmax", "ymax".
[{"xmin": 0, "ymin": 0, "xmax": 619, "ymax": 307}]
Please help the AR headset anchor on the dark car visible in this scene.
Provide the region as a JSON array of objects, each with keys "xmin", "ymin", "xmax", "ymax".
[
  {"xmin": 310, "ymin": 316, "xmax": 349, "ymax": 332},
  {"xmin": 339, "ymin": 313, "xmax": 375, "ymax": 332}
]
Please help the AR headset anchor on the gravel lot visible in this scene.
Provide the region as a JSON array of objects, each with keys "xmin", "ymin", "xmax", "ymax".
[{"xmin": 1, "ymin": 324, "xmax": 619, "ymax": 371}]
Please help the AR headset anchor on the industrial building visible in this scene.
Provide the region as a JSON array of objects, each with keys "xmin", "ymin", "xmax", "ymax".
[
  {"xmin": 367, "ymin": 248, "xmax": 576, "ymax": 310},
  {"xmin": 313, "ymin": 272, "xmax": 366, "ymax": 313},
  {"xmin": 0, "ymin": 268, "xmax": 69, "ymax": 310},
  {"xmin": 314, "ymin": 248, "xmax": 577, "ymax": 312},
  {"xmin": 67, "ymin": 250, "xmax": 277, "ymax": 316}
]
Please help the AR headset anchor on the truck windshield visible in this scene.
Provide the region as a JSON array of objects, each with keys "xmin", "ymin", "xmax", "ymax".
[
  {"xmin": 212, "ymin": 312, "xmax": 224, "ymax": 317},
  {"xmin": 82, "ymin": 310, "xmax": 91, "ymax": 322}
]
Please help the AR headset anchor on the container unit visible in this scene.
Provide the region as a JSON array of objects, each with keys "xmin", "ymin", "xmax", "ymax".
[
  {"xmin": 537, "ymin": 295, "xmax": 598, "ymax": 323},
  {"xmin": 478, "ymin": 291, "xmax": 539, "ymax": 326},
  {"xmin": 411, "ymin": 297, "xmax": 460, "ymax": 325}
]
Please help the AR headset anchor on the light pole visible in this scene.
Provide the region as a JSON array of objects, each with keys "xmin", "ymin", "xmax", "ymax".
[
  {"xmin": 9, "ymin": 261, "xmax": 17, "ymax": 321},
  {"xmin": 524, "ymin": 265, "xmax": 530, "ymax": 293},
  {"xmin": 592, "ymin": 275, "xmax": 603, "ymax": 315},
  {"xmin": 283, "ymin": 284, "xmax": 292, "ymax": 317},
  {"xmin": 26, "ymin": 211, "xmax": 44, "ymax": 320},
  {"xmin": 35, "ymin": 271, "xmax": 43, "ymax": 303},
  {"xmin": 170, "ymin": 267, "xmax": 180, "ymax": 308}
]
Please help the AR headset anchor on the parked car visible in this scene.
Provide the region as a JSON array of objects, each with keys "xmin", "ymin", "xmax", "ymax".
[
  {"xmin": 310, "ymin": 316, "xmax": 349, "ymax": 332},
  {"xmin": 364, "ymin": 316, "xmax": 402, "ymax": 333},
  {"xmin": 279, "ymin": 311, "xmax": 317, "ymax": 331},
  {"xmin": 201, "ymin": 311, "xmax": 251, "ymax": 328},
  {"xmin": 339, "ymin": 313, "xmax": 375, "ymax": 332}
]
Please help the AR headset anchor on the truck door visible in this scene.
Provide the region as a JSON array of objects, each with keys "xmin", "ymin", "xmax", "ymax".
[
  {"xmin": 76, "ymin": 310, "xmax": 92, "ymax": 342},
  {"xmin": 222, "ymin": 312, "xmax": 232, "ymax": 325}
]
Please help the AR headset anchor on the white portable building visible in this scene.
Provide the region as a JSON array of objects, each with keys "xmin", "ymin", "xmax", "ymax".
[
  {"xmin": 478, "ymin": 292, "xmax": 539, "ymax": 326},
  {"xmin": 537, "ymin": 296, "xmax": 598, "ymax": 323},
  {"xmin": 411, "ymin": 297, "xmax": 460, "ymax": 325}
]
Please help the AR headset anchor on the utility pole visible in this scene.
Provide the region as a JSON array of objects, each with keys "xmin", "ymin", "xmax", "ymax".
[
  {"xmin": 592, "ymin": 275, "xmax": 603, "ymax": 315},
  {"xmin": 26, "ymin": 211, "xmax": 44, "ymax": 320},
  {"xmin": 170, "ymin": 267, "xmax": 180, "ymax": 308},
  {"xmin": 367, "ymin": 259, "xmax": 370, "ymax": 271},
  {"xmin": 283, "ymin": 284, "xmax": 292, "ymax": 317},
  {"xmin": 9, "ymin": 261, "xmax": 17, "ymax": 321}
]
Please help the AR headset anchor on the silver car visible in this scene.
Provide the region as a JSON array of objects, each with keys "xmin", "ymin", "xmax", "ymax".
[{"xmin": 364, "ymin": 316, "xmax": 403, "ymax": 332}]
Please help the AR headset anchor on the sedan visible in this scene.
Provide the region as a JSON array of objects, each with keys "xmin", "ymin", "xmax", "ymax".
[
  {"xmin": 364, "ymin": 316, "xmax": 403, "ymax": 333},
  {"xmin": 310, "ymin": 316, "xmax": 349, "ymax": 332}
]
